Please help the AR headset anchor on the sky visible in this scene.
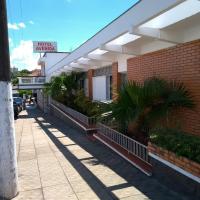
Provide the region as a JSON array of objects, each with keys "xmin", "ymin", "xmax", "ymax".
[{"xmin": 7, "ymin": 0, "xmax": 138, "ymax": 71}]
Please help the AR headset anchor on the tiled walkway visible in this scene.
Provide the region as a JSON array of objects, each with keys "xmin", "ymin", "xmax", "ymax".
[{"xmin": 13, "ymin": 108, "xmax": 188, "ymax": 200}]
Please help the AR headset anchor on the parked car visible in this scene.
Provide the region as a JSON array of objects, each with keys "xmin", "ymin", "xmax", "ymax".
[
  {"xmin": 13, "ymin": 101, "xmax": 19, "ymax": 118},
  {"xmin": 13, "ymin": 97, "xmax": 25, "ymax": 111}
]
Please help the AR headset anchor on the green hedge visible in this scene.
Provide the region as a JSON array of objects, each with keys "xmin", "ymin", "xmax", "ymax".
[
  {"xmin": 150, "ymin": 128, "xmax": 200, "ymax": 164},
  {"xmin": 73, "ymin": 90, "xmax": 108, "ymax": 117}
]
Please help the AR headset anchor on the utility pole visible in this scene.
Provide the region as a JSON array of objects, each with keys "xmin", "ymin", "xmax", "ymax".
[{"xmin": 0, "ymin": 0, "xmax": 18, "ymax": 199}]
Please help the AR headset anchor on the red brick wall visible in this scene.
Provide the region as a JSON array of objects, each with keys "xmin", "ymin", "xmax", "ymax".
[
  {"xmin": 127, "ymin": 40, "xmax": 200, "ymax": 136},
  {"xmin": 112, "ymin": 62, "xmax": 121, "ymax": 100},
  {"xmin": 87, "ymin": 69, "xmax": 94, "ymax": 100},
  {"xmin": 148, "ymin": 142, "xmax": 200, "ymax": 178}
]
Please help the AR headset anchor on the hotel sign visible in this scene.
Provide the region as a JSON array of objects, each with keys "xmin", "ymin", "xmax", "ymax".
[{"xmin": 33, "ymin": 41, "xmax": 57, "ymax": 53}]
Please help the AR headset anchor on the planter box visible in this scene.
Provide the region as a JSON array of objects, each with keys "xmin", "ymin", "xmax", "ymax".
[
  {"xmin": 94, "ymin": 123, "xmax": 152, "ymax": 175},
  {"xmin": 148, "ymin": 142, "xmax": 200, "ymax": 178},
  {"xmin": 50, "ymin": 99, "xmax": 97, "ymax": 134},
  {"xmin": 50, "ymin": 99, "xmax": 97, "ymax": 127}
]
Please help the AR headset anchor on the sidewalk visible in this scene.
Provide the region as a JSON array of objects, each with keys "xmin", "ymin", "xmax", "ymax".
[{"xmin": 13, "ymin": 108, "xmax": 188, "ymax": 200}]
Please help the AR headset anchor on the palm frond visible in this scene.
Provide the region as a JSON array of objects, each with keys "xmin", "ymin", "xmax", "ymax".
[
  {"xmin": 167, "ymin": 81, "xmax": 195, "ymax": 108},
  {"xmin": 111, "ymin": 77, "xmax": 195, "ymax": 138}
]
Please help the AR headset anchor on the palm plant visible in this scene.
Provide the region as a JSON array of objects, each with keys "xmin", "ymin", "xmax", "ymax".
[
  {"xmin": 43, "ymin": 76, "xmax": 65, "ymax": 102},
  {"xmin": 62, "ymin": 72, "xmax": 80, "ymax": 95},
  {"xmin": 111, "ymin": 77, "xmax": 195, "ymax": 144},
  {"xmin": 43, "ymin": 72, "xmax": 84, "ymax": 105},
  {"xmin": 43, "ymin": 82, "xmax": 51, "ymax": 95}
]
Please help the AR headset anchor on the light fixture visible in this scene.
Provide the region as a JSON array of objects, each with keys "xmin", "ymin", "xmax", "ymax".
[{"xmin": 140, "ymin": 0, "xmax": 200, "ymax": 29}]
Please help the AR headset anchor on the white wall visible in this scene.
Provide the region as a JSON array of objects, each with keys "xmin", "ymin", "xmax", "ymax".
[
  {"xmin": 44, "ymin": 53, "xmax": 69, "ymax": 81},
  {"xmin": 182, "ymin": 16, "xmax": 200, "ymax": 42},
  {"xmin": 140, "ymin": 40, "xmax": 175, "ymax": 54},
  {"xmin": 117, "ymin": 54, "xmax": 133, "ymax": 73},
  {"xmin": 92, "ymin": 76, "xmax": 107, "ymax": 101}
]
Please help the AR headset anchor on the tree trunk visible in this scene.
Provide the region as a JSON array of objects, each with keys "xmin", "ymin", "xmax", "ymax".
[{"xmin": 128, "ymin": 120, "xmax": 148, "ymax": 145}]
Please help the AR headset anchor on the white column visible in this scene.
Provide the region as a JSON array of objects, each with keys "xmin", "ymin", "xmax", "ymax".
[{"xmin": 0, "ymin": 82, "xmax": 18, "ymax": 199}]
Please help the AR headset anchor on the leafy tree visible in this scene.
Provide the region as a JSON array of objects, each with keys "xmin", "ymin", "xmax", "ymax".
[
  {"xmin": 44, "ymin": 76, "xmax": 65, "ymax": 102},
  {"xmin": 43, "ymin": 72, "xmax": 104, "ymax": 117},
  {"xmin": 11, "ymin": 69, "xmax": 31, "ymax": 85},
  {"xmin": 18, "ymin": 69, "xmax": 31, "ymax": 76},
  {"xmin": 12, "ymin": 77, "xmax": 19, "ymax": 85},
  {"xmin": 43, "ymin": 72, "xmax": 84, "ymax": 105},
  {"xmin": 18, "ymin": 90, "xmax": 32, "ymax": 97}
]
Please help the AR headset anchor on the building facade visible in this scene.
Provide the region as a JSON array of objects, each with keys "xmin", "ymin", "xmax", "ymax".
[
  {"xmin": 37, "ymin": 1, "xmax": 200, "ymax": 196},
  {"xmin": 38, "ymin": 0, "xmax": 200, "ymax": 136}
]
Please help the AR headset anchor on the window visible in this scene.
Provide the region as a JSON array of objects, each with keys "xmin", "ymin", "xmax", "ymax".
[{"xmin": 106, "ymin": 76, "xmax": 112, "ymax": 100}]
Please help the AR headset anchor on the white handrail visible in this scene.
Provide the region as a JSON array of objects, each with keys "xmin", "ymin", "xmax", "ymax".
[
  {"xmin": 97, "ymin": 123, "xmax": 149, "ymax": 163},
  {"xmin": 51, "ymin": 99, "xmax": 96, "ymax": 126}
]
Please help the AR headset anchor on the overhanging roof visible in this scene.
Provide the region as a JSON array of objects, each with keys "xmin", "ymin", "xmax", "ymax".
[{"xmin": 46, "ymin": 0, "xmax": 200, "ymax": 76}]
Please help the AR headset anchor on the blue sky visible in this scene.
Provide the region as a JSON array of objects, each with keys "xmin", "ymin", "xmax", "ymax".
[{"xmin": 7, "ymin": 0, "xmax": 138, "ymax": 70}]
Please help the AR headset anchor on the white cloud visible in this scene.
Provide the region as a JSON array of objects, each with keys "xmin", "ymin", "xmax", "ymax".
[
  {"xmin": 18, "ymin": 22, "xmax": 26, "ymax": 28},
  {"xmin": 8, "ymin": 22, "xmax": 26, "ymax": 30},
  {"xmin": 10, "ymin": 40, "xmax": 40, "ymax": 70},
  {"xmin": 29, "ymin": 20, "xmax": 34, "ymax": 25},
  {"xmin": 8, "ymin": 23, "xmax": 19, "ymax": 30}
]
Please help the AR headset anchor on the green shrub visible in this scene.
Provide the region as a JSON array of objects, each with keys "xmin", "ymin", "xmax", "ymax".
[
  {"xmin": 73, "ymin": 90, "xmax": 107, "ymax": 117},
  {"xmin": 44, "ymin": 72, "xmax": 107, "ymax": 118},
  {"xmin": 150, "ymin": 128, "xmax": 200, "ymax": 163},
  {"xmin": 18, "ymin": 90, "xmax": 32, "ymax": 97}
]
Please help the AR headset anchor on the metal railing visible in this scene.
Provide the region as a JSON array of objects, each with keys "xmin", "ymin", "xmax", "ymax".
[
  {"xmin": 51, "ymin": 99, "xmax": 97, "ymax": 126},
  {"xmin": 34, "ymin": 77, "xmax": 45, "ymax": 83},
  {"xmin": 97, "ymin": 123, "xmax": 149, "ymax": 163},
  {"xmin": 20, "ymin": 78, "xmax": 33, "ymax": 84}
]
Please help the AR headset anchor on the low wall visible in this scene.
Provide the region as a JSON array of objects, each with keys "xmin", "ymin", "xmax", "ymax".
[
  {"xmin": 148, "ymin": 143, "xmax": 200, "ymax": 198},
  {"xmin": 50, "ymin": 103, "xmax": 86, "ymax": 134},
  {"xmin": 94, "ymin": 133, "xmax": 152, "ymax": 176},
  {"xmin": 95, "ymin": 123, "xmax": 152, "ymax": 175},
  {"xmin": 49, "ymin": 102, "xmax": 97, "ymax": 134},
  {"xmin": 50, "ymin": 99, "xmax": 96, "ymax": 127},
  {"xmin": 36, "ymin": 90, "xmax": 48, "ymax": 112},
  {"xmin": 148, "ymin": 142, "xmax": 200, "ymax": 178}
]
